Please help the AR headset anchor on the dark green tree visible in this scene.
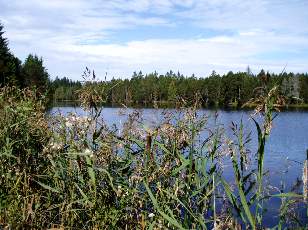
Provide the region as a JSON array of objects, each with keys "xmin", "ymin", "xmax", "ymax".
[
  {"xmin": 22, "ymin": 54, "xmax": 50, "ymax": 93},
  {"xmin": 0, "ymin": 23, "xmax": 23, "ymax": 86}
]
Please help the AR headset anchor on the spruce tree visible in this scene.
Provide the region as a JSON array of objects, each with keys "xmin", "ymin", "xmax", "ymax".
[
  {"xmin": 0, "ymin": 23, "xmax": 22, "ymax": 86},
  {"xmin": 22, "ymin": 54, "xmax": 49, "ymax": 93}
]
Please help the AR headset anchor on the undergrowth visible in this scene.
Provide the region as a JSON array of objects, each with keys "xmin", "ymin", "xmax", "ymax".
[{"xmin": 0, "ymin": 72, "xmax": 307, "ymax": 229}]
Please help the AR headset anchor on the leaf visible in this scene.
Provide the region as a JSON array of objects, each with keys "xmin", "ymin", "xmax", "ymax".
[
  {"xmin": 271, "ymin": 192, "xmax": 303, "ymax": 198},
  {"xmin": 95, "ymin": 167, "xmax": 117, "ymax": 193},
  {"xmin": 143, "ymin": 181, "xmax": 185, "ymax": 230},
  {"xmin": 162, "ymin": 188, "xmax": 207, "ymax": 228},
  {"xmin": 75, "ymin": 183, "xmax": 89, "ymax": 201},
  {"xmin": 155, "ymin": 141, "xmax": 173, "ymax": 156},
  {"xmin": 237, "ymin": 179, "xmax": 256, "ymax": 229},
  {"xmin": 36, "ymin": 180, "xmax": 60, "ymax": 193},
  {"xmin": 220, "ymin": 178, "xmax": 244, "ymax": 221},
  {"xmin": 130, "ymin": 137, "xmax": 145, "ymax": 149},
  {"xmin": 85, "ymin": 155, "xmax": 96, "ymax": 187},
  {"xmin": 171, "ymin": 159, "xmax": 189, "ymax": 176},
  {"xmin": 148, "ymin": 221, "xmax": 156, "ymax": 230}
]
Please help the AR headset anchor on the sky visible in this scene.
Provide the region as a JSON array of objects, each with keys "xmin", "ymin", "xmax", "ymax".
[{"xmin": 1, "ymin": 0, "xmax": 308, "ymax": 80}]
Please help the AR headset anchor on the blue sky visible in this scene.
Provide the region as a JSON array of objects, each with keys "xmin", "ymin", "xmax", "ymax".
[{"xmin": 1, "ymin": 0, "xmax": 308, "ymax": 80}]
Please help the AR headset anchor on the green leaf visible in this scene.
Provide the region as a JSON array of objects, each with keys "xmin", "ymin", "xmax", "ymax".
[
  {"xmin": 162, "ymin": 188, "xmax": 207, "ymax": 228},
  {"xmin": 36, "ymin": 180, "xmax": 60, "ymax": 193},
  {"xmin": 220, "ymin": 178, "xmax": 244, "ymax": 221},
  {"xmin": 85, "ymin": 155, "xmax": 96, "ymax": 187},
  {"xmin": 271, "ymin": 192, "xmax": 303, "ymax": 198},
  {"xmin": 143, "ymin": 181, "xmax": 185, "ymax": 230},
  {"xmin": 237, "ymin": 180, "xmax": 256, "ymax": 229},
  {"xmin": 171, "ymin": 159, "xmax": 189, "ymax": 176}
]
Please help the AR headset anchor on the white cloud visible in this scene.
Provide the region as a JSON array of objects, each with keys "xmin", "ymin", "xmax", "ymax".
[
  {"xmin": 0, "ymin": 0, "xmax": 308, "ymax": 80},
  {"xmin": 35, "ymin": 32, "xmax": 308, "ymax": 79}
]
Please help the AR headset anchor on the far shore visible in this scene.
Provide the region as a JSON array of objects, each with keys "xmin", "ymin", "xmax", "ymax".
[{"xmin": 49, "ymin": 99, "xmax": 308, "ymax": 111}]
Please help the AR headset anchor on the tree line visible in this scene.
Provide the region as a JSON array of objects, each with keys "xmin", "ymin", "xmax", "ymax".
[
  {"xmin": 52, "ymin": 69, "xmax": 308, "ymax": 108},
  {"xmin": 1, "ymin": 22, "xmax": 308, "ymax": 108},
  {"xmin": 97, "ymin": 70, "xmax": 308, "ymax": 108}
]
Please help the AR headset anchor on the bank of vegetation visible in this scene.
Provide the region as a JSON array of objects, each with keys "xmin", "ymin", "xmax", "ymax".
[
  {"xmin": 1, "ymin": 76, "xmax": 307, "ymax": 229},
  {"xmin": 1, "ymin": 23, "xmax": 308, "ymax": 229}
]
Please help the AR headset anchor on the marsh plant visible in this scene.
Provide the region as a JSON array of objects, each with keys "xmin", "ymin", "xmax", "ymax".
[{"xmin": 0, "ymin": 72, "xmax": 307, "ymax": 229}]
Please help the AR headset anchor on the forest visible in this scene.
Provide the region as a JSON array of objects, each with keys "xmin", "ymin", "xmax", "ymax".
[
  {"xmin": 1, "ymin": 23, "xmax": 308, "ymax": 109},
  {"xmin": 51, "ymin": 69, "xmax": 308, "ymax": 108}
]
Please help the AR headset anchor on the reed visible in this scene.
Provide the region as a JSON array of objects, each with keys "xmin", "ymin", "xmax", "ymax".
[{"xmin": 0, "ymin": 80, "xmax": 307, "ymax": 229}]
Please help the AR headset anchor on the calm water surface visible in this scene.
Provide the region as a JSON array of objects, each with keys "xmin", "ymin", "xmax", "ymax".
[{"xmin": 49, "ymin": 107, "xmax": 308, "ymax": 227}]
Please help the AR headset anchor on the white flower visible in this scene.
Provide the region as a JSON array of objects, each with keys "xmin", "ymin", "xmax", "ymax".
[
  {"xmin": 148, "ymin": 213, "xmax": 155, "ymax": 218},
  {"xmin": 303, "ymin": 160, "xmax": 307, "ymax": 202},
  {"xmin": 50, "ymin": 142, "xmax": 62, "ymax": 150},
  {"xmin": 65, "ymin": 121, "xmax": 73, "ymax": 128},
  {"xmin": 82, "ymin": 116, "xmax": 89, "ymax": 122},
  {"xmin": 84, "ymin": 148, "xmax": 92, "ymax": 155}
]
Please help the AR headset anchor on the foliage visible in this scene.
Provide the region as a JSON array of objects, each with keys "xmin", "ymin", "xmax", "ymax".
[
  {"xmin": 51, "ymin": 70, "xmax": 308, "ymax": 109},
  {"xmin": 0, "ymin": 86, "xmax": 50, "ymax": 227},
  {"xmin": 22, "ymin": 54, "xmax": 50, "ymax": 93},
  {"xmin": 0, "ymin": 81, "xmax": 307, "ymax": 229},
  {"xmin": 0, "ymin": 23, "xmax": 23, "ymax": 87},
  {"xmin": 0, "ymin": 23, "xmax": 50, "ymax": 95}
]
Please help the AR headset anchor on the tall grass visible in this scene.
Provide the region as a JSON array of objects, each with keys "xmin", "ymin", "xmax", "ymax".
[{"xmin": 0, "ymin": 77, "xmax": 307, "ymax": 229}]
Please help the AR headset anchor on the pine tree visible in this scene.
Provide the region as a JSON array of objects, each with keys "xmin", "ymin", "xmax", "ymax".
[
  {"xmin": 0, "ymin": 23, "xmax": 22, "ymax": 86},
  {"xmin": 22, "ymin": 54, "xmax": 49, "ymax": 93}
]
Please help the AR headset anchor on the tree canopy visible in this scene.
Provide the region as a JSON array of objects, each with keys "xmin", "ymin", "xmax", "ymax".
[
  {"xmin": 0, "ymin": 23, "xmax": 23, "ymax": 86},
  {"xmin": 0, "ymin": 23, "xmax": 49, "ymax": 92},
  {"xmin": 51, "ymin": 69, "xmax": 308, "ymax": 108},
  {"xmin": 22, "ymin": 54, "xmax": 50, "ymax": 92}
]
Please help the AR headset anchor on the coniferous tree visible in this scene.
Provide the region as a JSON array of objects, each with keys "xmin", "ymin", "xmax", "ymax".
[
  {"xmin": 22, "ymin": 54, "xmax": 49, "ymax": 93},
  {"xmin": 0, "ymin": 23, "xmax": 23, "ymax": 86}
]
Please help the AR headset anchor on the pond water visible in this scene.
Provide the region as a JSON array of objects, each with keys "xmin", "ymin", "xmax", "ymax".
[{"xmin": 49, "ymin": 106, "xmax": 308, "ymax": 227}]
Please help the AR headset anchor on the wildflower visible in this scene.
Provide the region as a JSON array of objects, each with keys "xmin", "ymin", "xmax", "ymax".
[
  {"xmin": 116, "ymin": 185, "xmax": 122, "ymax": 197},
  {"xmin": 65, "ymin": 121, "xmax": 73, "ymax": 128},
  {"xmin": 84, "ymin": 148, "xmax": 94, "ymax": 158},
  {"xmin": 84, "ymin": 148, "xmax": 92, "ymax": 155},
  {"xmin": 50, "ymin": 142, "xmax": 62, "ymax": 151},
  {"xmin": 148, "ymin": 213, "xmax": 155, "ymax": 218},
  {"xmin": 71, "ymin": 115, "xmax": 76, "ymax": 122},
  {"xmin": 303, "ymin": 159, "xmax": 307, "ymax": 202}
]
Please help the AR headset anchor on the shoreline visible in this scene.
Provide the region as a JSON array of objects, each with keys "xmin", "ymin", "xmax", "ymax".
[{"xmin": 49, "ymin": 100, "xmax": 308, "ymax": 111}]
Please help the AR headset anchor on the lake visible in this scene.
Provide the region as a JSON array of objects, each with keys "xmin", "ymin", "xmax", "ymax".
[{"xmin": 49, "ymin": 106, "xmax": 308, "ymax": 227}]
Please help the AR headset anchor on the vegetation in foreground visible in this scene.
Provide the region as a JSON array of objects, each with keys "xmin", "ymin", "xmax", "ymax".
[{"xmin": 0, "ymin": 71, "xmax": 307, "ymax": 229}]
